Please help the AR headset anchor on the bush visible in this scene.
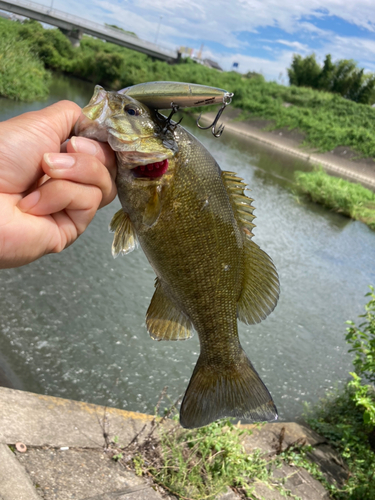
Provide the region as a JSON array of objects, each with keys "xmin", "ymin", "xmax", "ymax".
[
  {"xmin": 306, "ymin": 287, "xmax": 375, "ymax": 499},
  {"xmin": 0, "ymin": 19, "xmax": 51, "ymax": 101}
]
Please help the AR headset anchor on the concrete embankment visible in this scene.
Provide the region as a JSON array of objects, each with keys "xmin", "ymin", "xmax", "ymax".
[
  {"xmin": 0, "ymin": 387, "xmax": 347, "ymax": 500},
  {"xmin": 199, "ymin": 111, "xmax": 375, "ymax": 191}
]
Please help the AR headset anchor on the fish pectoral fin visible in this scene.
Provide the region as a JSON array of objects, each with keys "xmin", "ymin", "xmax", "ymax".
[
  {"xmin": 180, "ymin": 349, "xmax": 278, "ymax": 429},
  {"xmin": 146, "ymin": 279, "xmax": 194, "ymax": 341},
  {"xmin": 238, "ymin": 239, "xmax": 279, "ymax": 325},
  {"xmin": 143, "ymin": 186, "xmax": 162, "ymax": 227},
  {"xmin": 109, "ymin": 209, "xmax": 138, "ymax": 257}
]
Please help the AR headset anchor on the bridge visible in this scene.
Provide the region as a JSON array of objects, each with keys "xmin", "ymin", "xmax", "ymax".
[{"xmin": 0, "ymin": 0, "xmax": 178, "ymax": 62}]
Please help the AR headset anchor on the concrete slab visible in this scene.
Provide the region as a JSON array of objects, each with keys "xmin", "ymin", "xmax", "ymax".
[
  {"xmin": 272, "ymin": 464, "xmax": 330, "ymax": 500},
  {"xmin": 0, "ymin": 443, "xmax": 41, "ymax": 500},
  {"xmin": 15, "ymin": 446, "xmax": 165, "ymax": 500},
  {"xmin": 0, "ymin": 387, "xmax": 154, "ymax": 448},
  {"xmin": 241, "ymin": 421, "xmax": 326, "ymax": 455},
  {"xmin": 199, "ymin": 112, "xmax": 375, "ymax": 191}
]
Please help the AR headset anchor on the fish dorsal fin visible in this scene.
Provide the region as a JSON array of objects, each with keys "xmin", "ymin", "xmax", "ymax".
[
  {"xmin": 109, "ymin": 209, "xmax": 138, "ymax": 257},
  {"xmin": 238, "ymin": 238, "xmax": 279, "ymax": 324},
  {"xmin": 221, "ymin": 171, "xmax": 256, "ymax": 239},
  {"xmin": 146, "ymin": 279, "xmax": 194, "ymax": 341},
  {"xmin": 221, "ymin": 171, "xmax": 279, "ymax": 324}
]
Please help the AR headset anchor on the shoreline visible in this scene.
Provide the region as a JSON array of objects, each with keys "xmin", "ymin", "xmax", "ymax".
[{"xmin": 199, "ymin": 111, "xmax": 375, "ymax": 191}]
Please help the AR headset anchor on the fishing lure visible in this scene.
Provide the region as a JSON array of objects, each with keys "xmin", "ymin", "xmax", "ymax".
[{"xmin": 119, "ymin": 81, "xmax": 234, "ymax": 137}]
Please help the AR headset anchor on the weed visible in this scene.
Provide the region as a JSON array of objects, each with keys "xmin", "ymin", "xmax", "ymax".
[
  {"xmin": 305, "ymin": 287, "xmax": 375, "ymax": 499},
  {"xmin": 293, "ymin": 168, "xmax": 375, "ymax": 230}
]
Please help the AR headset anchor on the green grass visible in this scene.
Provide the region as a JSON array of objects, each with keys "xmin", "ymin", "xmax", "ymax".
[
  {"xmin": 303, "ymin": 288, "xmax": 375, "ymax": 499},
  {"xmin": 236, "ymin": 79, "xmax": 375, "ymax": 158},
  {"xmin": 109, "ymin": 415, "xmax": 309, "ymax": 500},
  {"xmin": 305, "ymin": 386, "xmax": 375, "ymax": 499},
  {"xmin": 293, "ymin": 168, "xmax": 375, "ymax": 230},
  {"xmin": 0, "ymin": 18, "xmax": 51, "ymax": 101}
]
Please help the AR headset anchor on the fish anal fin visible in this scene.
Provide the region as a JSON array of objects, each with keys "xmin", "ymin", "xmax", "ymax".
[
  {"xmin": 238, "ymin": 239, "xmax": 280, "ymax": 325},
  {"xmin": 180, "ymin": 349, "xmax": 277, "ymax": 429},
  {"xmin": 109, "ymin": 209, "xmax": 138, "ymax": 257},
  {"xmin": 146, "ymin": 279, "xmax": 194, "ymax": 341}
]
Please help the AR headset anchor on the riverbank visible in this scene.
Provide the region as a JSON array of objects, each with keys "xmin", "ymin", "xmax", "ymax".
[
  {"xmin": 199, "ymin": 109, "xmax": 375, "ymax": 191},
  {"xmin": 0, "ymin": 386, "xmax": 344, "ymax": 500}
]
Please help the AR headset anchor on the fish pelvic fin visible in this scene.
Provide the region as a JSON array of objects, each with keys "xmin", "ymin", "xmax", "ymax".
[
  {"xmin": 109, "ymin": 209, "xmax": 138, "ymax": 257},
  {"xmin": 238, "ymin": 239, "xmax": 280, "ymax": 325},
  {"xmin": 180, "ymin": 349, "xmax": 278, "ymax": 429},
  {"xmin": 146, "ymin": 278, "xmax": 194, "ymax": 341}
]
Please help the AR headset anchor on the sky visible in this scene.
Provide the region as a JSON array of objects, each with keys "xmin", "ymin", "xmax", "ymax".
[{"xmin": 20, "ymin": 0, "xmax": 375, "ymax": 82}]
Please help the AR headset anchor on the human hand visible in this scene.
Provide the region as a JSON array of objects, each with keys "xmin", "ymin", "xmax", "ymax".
[{"xmin": 0, "ymin": 100, "xmax": 117, "ymax": 269}]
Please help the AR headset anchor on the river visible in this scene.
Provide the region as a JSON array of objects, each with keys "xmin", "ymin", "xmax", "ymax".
[{"xmin": 1, "ymin": 75, "xmax": 374, "ymax": 422}]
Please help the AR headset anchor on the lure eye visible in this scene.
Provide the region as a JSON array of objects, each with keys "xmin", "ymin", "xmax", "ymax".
[{"xmin": 124, "ymin": 104, "xmax": 141, "ymax": 116}]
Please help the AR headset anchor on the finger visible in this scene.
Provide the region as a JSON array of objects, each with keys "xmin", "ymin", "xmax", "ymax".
[
  {"xmin": 67, "ymin": 136, "xmax": 117, "ymax": 181},
  {"xmin": 42, "ymin": 152, "xmax": 117, "ymax": 209},
  {"xmin": 18, "ymin": 179, "xmax": 103, "ymax": 235},
  {"xmin": 0, "ymin": 101, "xmax": 82, "ymax": 194}
]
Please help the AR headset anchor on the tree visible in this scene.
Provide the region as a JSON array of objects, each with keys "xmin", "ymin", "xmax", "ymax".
[
  {"xmin": 288, "ymin": 53, "xmax": 375, "ymax": 104},
  {"xmin": 287, "ymin": 54, "xmax": 321, "ymax": 88}
]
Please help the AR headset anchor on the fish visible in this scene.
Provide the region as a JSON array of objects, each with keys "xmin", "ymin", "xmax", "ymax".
[
  {"xmin": 119, "ymin": 81, "xmax": 233, "ymax": 109},
  {"xmin": 75, "ymin": 85, "xmax": 280, "ymax": 429}
]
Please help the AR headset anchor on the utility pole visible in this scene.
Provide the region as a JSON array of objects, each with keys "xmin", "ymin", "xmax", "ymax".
[{"xmin": 155, "ymin": 16, "xmax": 163, "ymax": 44}]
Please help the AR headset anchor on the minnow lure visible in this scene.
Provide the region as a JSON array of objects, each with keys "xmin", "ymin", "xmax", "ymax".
[{"xmin": 119, "ymin": 81, "xmax": 234, "ymax": 137}]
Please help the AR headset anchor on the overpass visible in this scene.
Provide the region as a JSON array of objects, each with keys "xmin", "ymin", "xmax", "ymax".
[{"xmin": 0, "ymin": 0, "xmax": 178, "ymax": 62}]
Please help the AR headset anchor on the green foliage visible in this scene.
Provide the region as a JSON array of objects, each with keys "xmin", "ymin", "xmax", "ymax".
[
  {"xmin": 348, "ymin": 373, "xmax": 375, "ymax": 428},
  {"xmin": 0, "ymin": 18, "xmax": 51, "ymax": 101},
  {"xmin": 305, "ymin": 288, "xmax": 375, "ymax": 499},
  {"xmin": 133, "ymin": 419, "xmax": 273, "ymax": 499},
  {"xmin": 287, "ymin": 53, "xmax": 375, "ymax": 104},
  {"xmin": 288, "ymin": 54, "xmax": 321, "ymax": 89},
  {"xmin": 18, "ymin": 19, "xmax": 74, "ymax": 71},
  {"xmin": 109, "ymin": 415, "xmax": 304, "ymax": 500},
  {"xmin": 105, "ymin": 23, "xmax": 138, "ymax": 37},
  {"xmin": 346, "ymin": 286, "xmax": 375, "ymax": 382},
  {"xmin": 293, "ymin": 168, "xmax": 375, "ymax": 230}
]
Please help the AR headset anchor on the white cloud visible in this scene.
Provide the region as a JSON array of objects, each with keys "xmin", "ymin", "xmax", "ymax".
[
  {"xmin": 28, "ymin": 0, "xmax": 375, "ymax": 80},
  {"xmin": 276, "ymin": 40, "xmax": 310, "ymax": 52}
]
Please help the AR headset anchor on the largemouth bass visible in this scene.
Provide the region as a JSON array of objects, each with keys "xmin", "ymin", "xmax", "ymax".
[{"xmin": 75, "ymin": 85, "xmax": 280, "ymax": 429}]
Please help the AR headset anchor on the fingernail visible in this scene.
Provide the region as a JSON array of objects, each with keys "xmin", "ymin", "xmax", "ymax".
[
  {"xmin": 18, "ymin": 190, "xmax": 41, "ymax": 212},
  {"xmin": 44, "ymin": 153, "xmax": 75, "ymax": 169},
  {"xmin": 71, "ymin": 136, "xmax": 98, "ymax": 155}
]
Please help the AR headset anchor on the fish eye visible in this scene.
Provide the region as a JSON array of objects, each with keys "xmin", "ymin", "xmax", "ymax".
[{"xmin": 124, "ymin": 104, "xmax": 141, "ymax": 116}]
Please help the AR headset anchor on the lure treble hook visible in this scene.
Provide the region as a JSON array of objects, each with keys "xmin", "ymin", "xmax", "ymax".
[
  {"xmin": 196, "ymin": 92, "xmax": 234, "ymax": 138},
  {"xmin": 159, "ymin": 102, "xmax": 183, "ymax": 134}
]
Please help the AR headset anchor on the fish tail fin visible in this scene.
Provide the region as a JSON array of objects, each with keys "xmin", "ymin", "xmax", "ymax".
[{"xmin": 180, "ymin": 349, "xmax": 277, "ymax": 429}]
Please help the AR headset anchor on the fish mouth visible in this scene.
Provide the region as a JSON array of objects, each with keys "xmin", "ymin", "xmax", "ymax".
[{"xmin": 132, "ymin": 159, "xmax": 169, "ymax": 178}]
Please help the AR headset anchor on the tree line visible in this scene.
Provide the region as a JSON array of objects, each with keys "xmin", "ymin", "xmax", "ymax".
[{"xmin": 288, "ymin": 53, "xmax": 375, "ymax": 105}]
